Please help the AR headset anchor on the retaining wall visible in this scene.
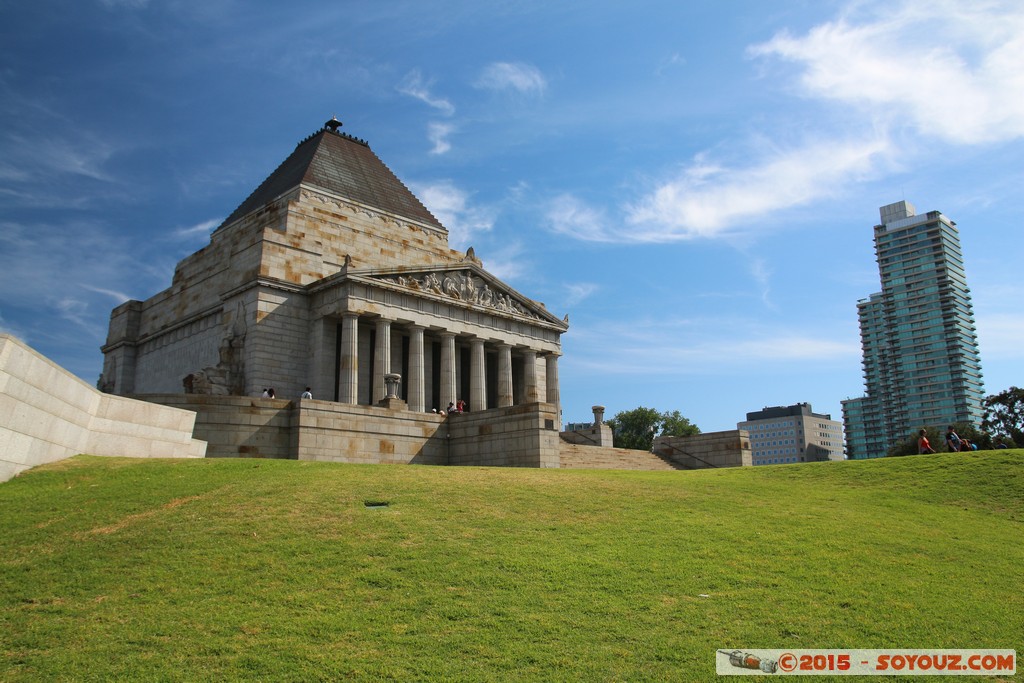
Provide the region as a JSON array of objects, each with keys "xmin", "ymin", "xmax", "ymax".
[{"xmin": 0, "ymin": 334, "xmax": 206, "ymax": 483}]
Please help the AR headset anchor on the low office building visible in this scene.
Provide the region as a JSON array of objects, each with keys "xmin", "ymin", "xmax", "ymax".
[{"xmin": 738, "ymin": 403, "xmax": 844, "ymax": 465}]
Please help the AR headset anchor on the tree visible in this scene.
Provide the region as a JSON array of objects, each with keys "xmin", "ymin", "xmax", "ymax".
[
  {"xmin": 606, "ymin": 407, "xmax": 700, "ymax": 451},
  {"xmin": 983, "ymin": 386, "xmax": 1024, "ymax": 448}
]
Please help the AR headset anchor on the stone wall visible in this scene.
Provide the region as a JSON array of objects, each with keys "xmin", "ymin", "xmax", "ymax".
[
  {"xmin": 142, "ymin": 394, "xmax": 294, "ymax": 459},
  {"xmin": 559, "ymin": 424, "xmax": 613, "ymax": 448},
  {"xmin": 448, "ymin": 403, "xmax": 561, "ymax": 468},
  {"xmin": 293, "ymin": 400, "xmax": 446, "ymax": 465},
  {"xmin": 140, "ymin": 395, "xmax": 559, "ymax": 467},
  {"xmin": 653, "ymin": 430, "xmax": 752, "ymax": 469},
  {"xmin": 0, "ymin": 335, "xmax": 206, "ymax": 483}
]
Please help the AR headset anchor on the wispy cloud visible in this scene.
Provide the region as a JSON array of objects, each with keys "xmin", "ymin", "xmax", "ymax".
[
  {"xmin": 475, "ymin": 62, "xmax": 547, "ymax": 94},
  {"xmin": 545, "ymin": 194, "xmax": 614, "ymax": 243},
  {"xmin": 0, "ymin": 221, "xmax": 160, "ymax": 335},
  {"xmin": 564, "ymin": 282, "xmax": 599, "ymax": 306},
  {"xmin": 427, "ymin": 122, "xmax": 454, "ymax": 155},
  {"xmin": 3, "ymin": 132, "xmax": 116, "ymax": 184},
  {"xmin": 475, "ymin": 241, "xmax": 528, "ymax": 283},
  {"xmin": 548, "ymin": 1, "xmax": 1024, "ymax": 246},
  {"xmin": 548, "ymin": 133, "xmax": 891, "ymax": 243},
  {"xmin": 171, "ymin": 218, "xmax": 220, "ymax": 241},
  {"xmin": 749, "ymin": 1, "xmax": 1024, "ymax": 145},
  {"xmin": 570, "ymin": 316, "xmax": 859, "ymax": 375},
  {"xmin": 409, "ymin": 180, "xmax": 494, "ymax": 249},
  {"xmin": 81, "ymin": 284, "xmax": 133, "ymax": 304},
  {"xmin": 625, "ymin": 135, "xmax": 891, "ymax": 240},
  {"xmin": 397, "ymin": 70, "xmax": 455, "ymax": 115},
  {"xmin": 655, "ymin": 52, "xmax": 686, "ymax": 75}
]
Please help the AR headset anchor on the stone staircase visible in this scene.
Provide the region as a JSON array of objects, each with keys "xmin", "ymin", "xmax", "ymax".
[{"xmin": 558, "ymin": 441, "xmax": 682, "ymax": 471}]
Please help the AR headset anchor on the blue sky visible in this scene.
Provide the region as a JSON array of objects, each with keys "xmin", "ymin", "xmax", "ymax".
[{"xmin": 1, "ymin": 0, "xmax": 1021, "ymax": 433}]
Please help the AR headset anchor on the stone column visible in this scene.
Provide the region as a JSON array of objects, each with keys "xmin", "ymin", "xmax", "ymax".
[
  {"xmin": 373, "ymin": 318, "xmax": 391, "ymax": 403},
  {"xmin": 408, "ymin": 325, "xmax": 425, "ymax": 413},
  {"xmin": 439, "ymin": 332, "xmax": 457, "ymax": 410},
  {"xmin": 470, "ymin": 338, "xmax": 486, "ymax": 411},
  {"xmin": 497, "ymin": 343, "xmax": 513, "ymax": 408},
  {"xmin": 546, "ymin": 352, "xmax": 561, "ymax": 429},
  {"xmin": 309, "ymin": 317, "xmax": 334, "ymax": 401},
  {"xmin": 522, "ymin": 349, "xmax": 539, "ymax": 403},
  {"xmin": 338, "ymin": 314, "xmax": 359, "ymax": 404}
]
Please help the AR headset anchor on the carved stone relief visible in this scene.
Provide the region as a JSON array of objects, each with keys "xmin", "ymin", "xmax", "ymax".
[{"xmin": 375, "ymin": 270, "xmax": 541, "ymax": 320}]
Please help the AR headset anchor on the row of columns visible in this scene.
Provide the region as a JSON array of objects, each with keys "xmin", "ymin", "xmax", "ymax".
[{"xmin": 336, "ymin": 314, "xmax": 559, "ymax": 414}]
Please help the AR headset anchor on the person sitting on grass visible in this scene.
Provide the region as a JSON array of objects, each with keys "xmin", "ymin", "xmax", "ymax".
[{"xmin": 918, "ymin": 429, "xmax": 936, "ymax": 454}]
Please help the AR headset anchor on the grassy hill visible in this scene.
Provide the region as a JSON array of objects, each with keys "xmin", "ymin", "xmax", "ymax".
[{"xmin": 1, "ymin": 452, "xmax": 1022, "ymax": 681}]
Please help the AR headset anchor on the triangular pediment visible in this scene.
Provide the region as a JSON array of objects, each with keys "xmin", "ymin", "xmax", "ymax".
[{"xmin": 352, "ymin": 262, "xmax": 567, "ymax": 329}]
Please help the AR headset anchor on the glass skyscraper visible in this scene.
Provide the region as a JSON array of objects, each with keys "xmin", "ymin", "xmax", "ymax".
[{"xmin": 843, "ymin": 201, "xmax": 984, "ymax": 459}]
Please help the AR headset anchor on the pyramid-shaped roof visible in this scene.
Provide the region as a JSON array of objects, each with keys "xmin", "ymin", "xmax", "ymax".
[{"xmin": 217, "ymin": 119, "xmax": 444, "ymax": 231}]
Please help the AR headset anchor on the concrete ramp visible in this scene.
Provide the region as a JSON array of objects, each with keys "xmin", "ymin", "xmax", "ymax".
[{"xmin": 0, "ymin": 334, "xmax": 206, "ymax": 483}]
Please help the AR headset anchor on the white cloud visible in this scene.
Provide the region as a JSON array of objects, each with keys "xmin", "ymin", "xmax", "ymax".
[
  {"xmin": 81, "ymin": 285, "xmax": 133, "ymax": 304},
  {"xmin": 545, "ymin": 194, "xmax": 616, "ymax": 243},
  {"xmin": 627, "ymin": 135, "xmax": 891, "ymax": 239},
  {"xmin": 409, "ymin": 180, "xmax": 494, "ymax": 249},
  {"xmin": 475, "ymin": 62, "xmax": 547, "ymax": 94},
  {"xmin": 396, "ymin": 70, "xmax": 455, "ymax": 115},
  {"xmin": 551, "ymin": 134, "xmax": 891, "ymax": 243},
  {"xmin": 475, "ymin": 241, "xmax": 528, "ymax": 283},
  {"xmin": 750, "ymin": 0, "xmax": 1024, "ymax": 145},
  {"xmin": 171, "ymin": 218, "xmax": 220, "ymax": 241},
  {"xmin": 427, "ymin": 122, "xmax": 454, "ymax": 155},
  {"xmin": 564, "ymin": 282, "xmax": 599, "ymax": 306}
]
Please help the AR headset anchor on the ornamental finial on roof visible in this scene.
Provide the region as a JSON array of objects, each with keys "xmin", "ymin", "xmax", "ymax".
[{"xmin": 325, "ymin": 116, "xmax": 343, "ymax": 132}]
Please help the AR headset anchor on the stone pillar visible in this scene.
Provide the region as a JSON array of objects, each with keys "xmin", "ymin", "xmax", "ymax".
[
  {"xmin": 546, "ymin": 352, "xmax": 561, "ymax": 429},
  {"xmin": 338, "ymin": 314, "xmax": 359, "ymax": 404},
  {"xmin": 470, "ymin": 338, "xmax": 486, "ymax": 411},
  {"xmin": 407, "ymin": 325, "xmax": 425, "ymax": 413},
  {"xmin": 592, "ymin": 405, "xmax": 605, "ymax": 425},
  {"xmin": 309, "ymin": 317, "xmax": 334, "ymax": 401},
  {"xmin": 497, "ymin": 344, "xmax": 513, "ymax": 408},
  {"xmin": 439, "ymin": 332, "xmax": 457, "ymax": 410},
  {"xmin": 522, "ymin": 349, "xmax": 539, "ymax": 403},
  {"xmin": 373, "ymin": 318, "xmax": 391, "ymax": 403}
]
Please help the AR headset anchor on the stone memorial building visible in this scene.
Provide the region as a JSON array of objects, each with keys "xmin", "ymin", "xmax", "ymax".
[{"xmin": 99, "ymin": 118, "xmax": 571, "ymax": 466}]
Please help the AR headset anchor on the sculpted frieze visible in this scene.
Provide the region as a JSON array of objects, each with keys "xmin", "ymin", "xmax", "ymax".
[{"xmin": 375, "ymin": 270, "xmax": 540, "ymax": 321}]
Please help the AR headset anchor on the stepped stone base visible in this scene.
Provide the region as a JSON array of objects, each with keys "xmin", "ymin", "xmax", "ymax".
[{"xmin": 558, "ymin": 442, "xmax": 680, "ymax": 471}]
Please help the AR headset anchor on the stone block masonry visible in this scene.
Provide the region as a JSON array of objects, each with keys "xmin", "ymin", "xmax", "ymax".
[
  {"xmin": 0, "ymin": 335, "xmax": 206, "ymax": 483},
  {"xmin": 142, "ymin": 395, "xmax": 560, "ymax": 467},
  {"xmin": 653, "ymin": 430, "xmax": 752, "ymax": 469}
]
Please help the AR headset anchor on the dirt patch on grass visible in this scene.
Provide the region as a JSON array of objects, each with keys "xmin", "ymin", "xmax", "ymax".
[{"xmin": 78, "ymin": 487, "xmax": 231, "ymax": 537}]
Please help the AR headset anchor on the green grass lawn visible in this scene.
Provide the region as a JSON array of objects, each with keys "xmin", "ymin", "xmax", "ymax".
[{"xmin": 1, "ymin": 452, "xmax": 1021, "ymax": 681}]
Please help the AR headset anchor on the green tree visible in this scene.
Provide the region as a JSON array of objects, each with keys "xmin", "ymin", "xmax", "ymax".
[
  {"xmin": 606, "ymin": 407, "xmax": 700, "ymax": 451},
  {"xmin": 982, "ymin": 386, "xmax": 1024, "ymax": 447}
]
